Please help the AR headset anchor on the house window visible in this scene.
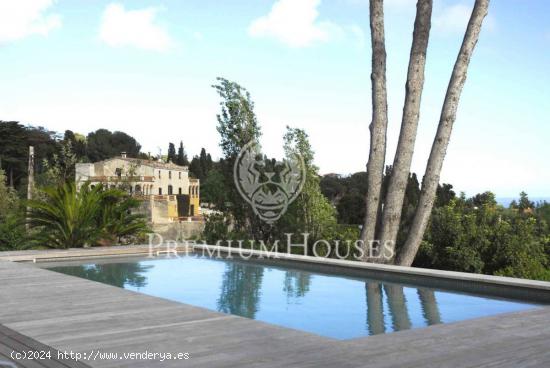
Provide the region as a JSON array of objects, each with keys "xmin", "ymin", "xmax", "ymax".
[
  {"xmin": 158, "ymin": 188, "xmax": 162, "ymax": 195},
  {"xmin": 115, "ymin": 168, "xmax": 122, "ymax": 177},
  {"xmin": 178, "ymin": 172, "xmax": 181, "ymax": 179},
  {"xmin": 135, "ymin": 185, "xmax": 141, "ymax": 193},
  {"xmin": 158, "ymin": 170, "xmax": 161, "ymax": 178},
  {"xmin": 178, "ymin": 187, "xmax": 182, "ymax": 195},
  {"xmin": 168, "ymin": 185, "xmax": 173, "ymax": 195},
  {"xmin": 169, "ymin": 171, "xmax": 172, "ymax": 179}
]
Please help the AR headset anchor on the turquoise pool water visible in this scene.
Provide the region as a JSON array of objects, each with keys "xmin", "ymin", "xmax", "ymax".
[{"xmin": 47, "ymin": 255, "xmax": 538, "ymax": 339}]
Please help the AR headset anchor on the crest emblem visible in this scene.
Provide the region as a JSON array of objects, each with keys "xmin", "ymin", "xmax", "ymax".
[{"xmin": 234, "ymin": 141, "xmax": 306, "ymax": 224}]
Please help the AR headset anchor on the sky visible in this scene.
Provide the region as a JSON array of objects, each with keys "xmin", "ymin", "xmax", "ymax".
[{"xmin": 0, "ymin": 0, "xmax": 549, "ymax": 197}]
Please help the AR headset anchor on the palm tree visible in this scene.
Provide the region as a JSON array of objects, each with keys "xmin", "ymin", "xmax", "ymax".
[
  {"xmin": 27, "ymin": 182, "xmax": 149, "ymax": 248},
  {"xmin": 98, "ymin": 190, "xmax": 150, "ymax": 244}
]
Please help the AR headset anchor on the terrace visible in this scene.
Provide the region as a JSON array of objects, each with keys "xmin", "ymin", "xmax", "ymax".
[
  {"xmin": 1, "ymin": 245, "xmax": 549, "ymax": 367},
  {"xmin": 88, "ymin": 176, "xmax": 156, "ymax": 183}
]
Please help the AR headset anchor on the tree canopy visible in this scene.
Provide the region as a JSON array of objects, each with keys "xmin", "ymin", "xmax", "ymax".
[{"xmin": 86, "ymin": 129, "xmax": 141, "ymax": 161}]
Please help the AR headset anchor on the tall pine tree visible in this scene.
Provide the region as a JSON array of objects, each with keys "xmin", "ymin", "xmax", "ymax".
[{"xmin": 167, "ymin": 143, "xmax": 177, "ymax": 163}]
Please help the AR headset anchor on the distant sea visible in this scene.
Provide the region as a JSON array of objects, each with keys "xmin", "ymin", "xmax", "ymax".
[{"xmin": 496, "ymin": 197, "xmax": 550, "ymax": 207}]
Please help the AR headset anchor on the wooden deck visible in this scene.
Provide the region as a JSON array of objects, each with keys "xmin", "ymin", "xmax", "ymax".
[
  {"xmin": 1, "ymin": 254, "xmax": 550, "ymax": 367},
  {"xmin": 0, "ymin": 324, "xmax": 91, "ymax": 368}
]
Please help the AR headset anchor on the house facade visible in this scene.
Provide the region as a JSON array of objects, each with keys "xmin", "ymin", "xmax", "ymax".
[{"xmin": 75, "ymin": 153, "xmax": 200, "ymax": 223}]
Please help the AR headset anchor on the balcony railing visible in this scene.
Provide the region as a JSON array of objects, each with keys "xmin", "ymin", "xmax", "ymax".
[
  {"xmin": 132, "ymin": 194, "xmax": 180, "ymax": 201},
  {"xmin": 87, "ymin": 176, "xmax": 155, "ymax": 183},
  {"xmin": 172, "ymin": 216, "xmax": 204, "ymax": 222}
]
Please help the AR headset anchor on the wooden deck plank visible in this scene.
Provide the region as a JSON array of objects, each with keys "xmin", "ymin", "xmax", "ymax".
[{"xmin": 0, "ymin": 324, "xmax": 91, "ymax": 368}]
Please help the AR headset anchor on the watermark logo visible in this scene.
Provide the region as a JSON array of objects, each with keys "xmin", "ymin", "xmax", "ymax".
[
  {"xmin": 234, "ymin": 140, "xmax": 306, "ymax": 224},
  {"xmin": 148, "ymin": 233, "xmax": 396, "ymax": 262}
]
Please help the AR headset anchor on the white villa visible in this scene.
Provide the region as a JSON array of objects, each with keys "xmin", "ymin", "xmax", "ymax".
[{"xmin": 75, "ymin": 153, "xmax": 200, "ymax": 223}]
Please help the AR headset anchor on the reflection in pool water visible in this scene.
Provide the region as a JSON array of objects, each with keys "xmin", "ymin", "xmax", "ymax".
[{"xmin": 48, "ymin": 255, "xmax": 537, "ymax": 339}]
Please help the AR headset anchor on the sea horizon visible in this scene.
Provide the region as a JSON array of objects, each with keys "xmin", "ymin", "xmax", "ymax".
[{"xmin": 496, "ymin": 197, "xmax": 550, "ymax": 207}]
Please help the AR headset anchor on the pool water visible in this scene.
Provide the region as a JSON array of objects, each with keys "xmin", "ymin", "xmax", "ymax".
[{"xmin": 47, "ymin": 255, "xmax": 538, "ymax": 339}]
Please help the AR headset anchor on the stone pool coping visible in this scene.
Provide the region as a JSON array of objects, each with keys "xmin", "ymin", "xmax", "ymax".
[
  {"xmin": 191, "ymin": 243, "xmax": 550, "ymax": 291},
  {"xmin": 0, "ymin": 244, "xmax": 189, "ymax": 263},
  {"xmin": 190, "ymin": 244, "xmax": 550, "ymax": 304},
  {"xmin": 2, "ymin": 243, "xmax": 550, "ymax": 301}
]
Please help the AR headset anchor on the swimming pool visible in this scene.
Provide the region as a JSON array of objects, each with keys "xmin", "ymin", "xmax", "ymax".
[{"xmin": 46, "ymin": 254, "xmax": 539, "ymax": 340}]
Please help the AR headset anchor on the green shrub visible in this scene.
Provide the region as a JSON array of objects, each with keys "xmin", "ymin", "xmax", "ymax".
[
  {"xmin": 202, "ymin": 213, "xmax": 230, "ymax": 245},
  {"xmin": 0, "ymin": 169, "xmax": 26, "ymax": 250},
  {"xmin": 416, "ymin": 196, "xmax": 550, "ymax": 281},
  {"xmin": 0, "ymin": 214, "xmax": 26, "ymax": 251}
]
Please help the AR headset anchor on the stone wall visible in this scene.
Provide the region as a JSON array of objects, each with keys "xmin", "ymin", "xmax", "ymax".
[
  {"xmin": 151, "ymin": 221, "xmax": 205, "ymax": 242},
  {"xmin": 137, "ymin": 196, "xmax": 178, "ymax": 224}
]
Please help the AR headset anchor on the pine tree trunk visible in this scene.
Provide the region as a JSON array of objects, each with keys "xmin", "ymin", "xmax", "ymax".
[
  {"xmin": 361, "ymin": 0, "xmax": 388, "ymax": 259},
  {"xmin": 417, "ymin": 289, "xmax": 441, "ymax": 325},
  {"xmin": 379, "ymin": 0, "xmax": 433, "ymax": 260},
  {"xmin": 366, "ymin": 282, "xmax": 385, "ymax": 334},
  {"xmin": 396, "ymin": 0, "xmax": 490, "ymax": 267}
]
